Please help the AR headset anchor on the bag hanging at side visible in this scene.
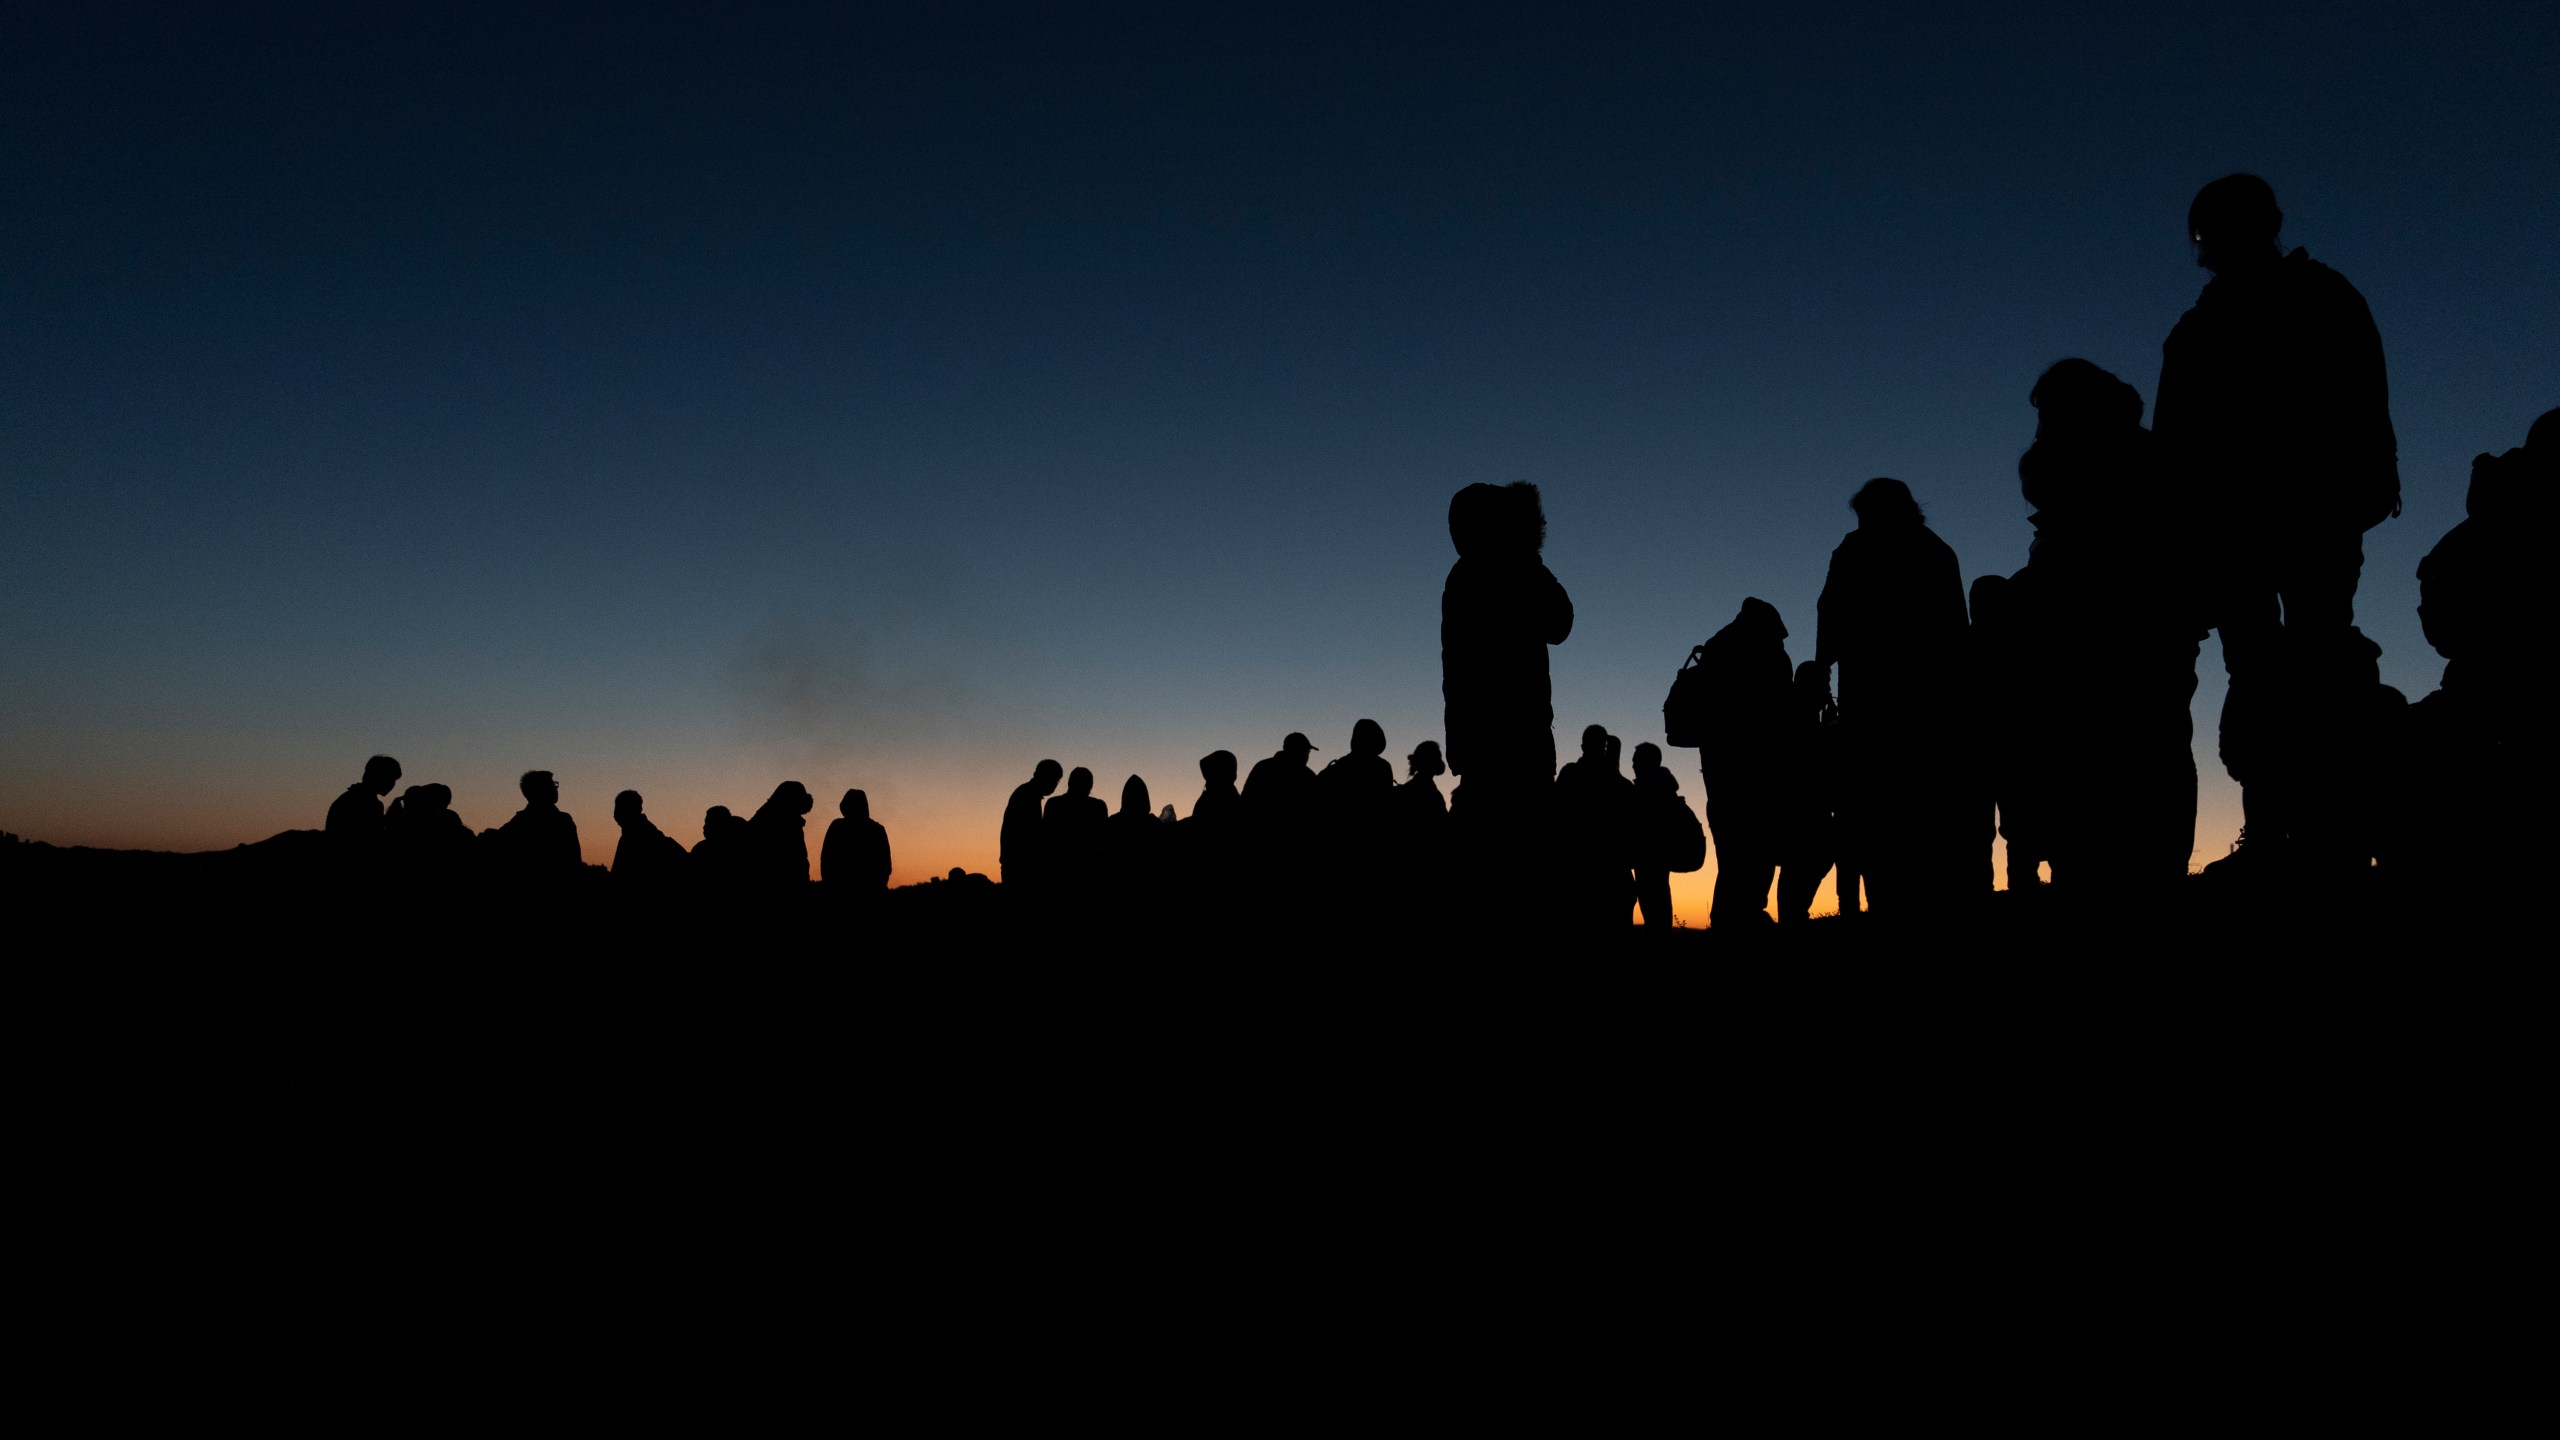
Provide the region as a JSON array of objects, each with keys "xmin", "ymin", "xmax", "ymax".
[{"xmin": 1662, "ymin": 644, "xmax": 1711, "ymax": 748}]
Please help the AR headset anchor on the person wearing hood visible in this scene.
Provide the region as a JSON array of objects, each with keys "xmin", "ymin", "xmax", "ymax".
[
  {"xmin": 821, "ymin": 788, "xmax": 892, "ymax": 894},
  {"xmin": 2390, "ymin": 409, "xmax": 2555, "ymax": 902},
  {"xmin": 2010, "ymin": 358, "xmax": 2204, "ymax": 902},
  {"xmin": 1106, "ymin": 774, "xmax": 1166, "ymax": 902},
  {"xmin": 748, "ymin": 780, "xmax": 816, "ymax": 887},
  {"xmin": 1441, "ymin": 482, "xmax": 1575, "ymax": 813}
]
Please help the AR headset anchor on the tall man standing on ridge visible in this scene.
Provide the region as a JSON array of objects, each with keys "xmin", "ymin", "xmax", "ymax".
[{"xmin": 2154, "ymin": 174, "xmax": 2399, "ymax": 877}]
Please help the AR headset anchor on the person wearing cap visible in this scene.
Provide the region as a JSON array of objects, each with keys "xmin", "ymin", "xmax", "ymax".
[{"xmin": 1244, "ymin": 732, "xmax": 1320, "ymax": 821}]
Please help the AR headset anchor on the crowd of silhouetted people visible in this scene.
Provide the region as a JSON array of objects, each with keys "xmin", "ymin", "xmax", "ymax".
[
  {"xmin": 987, "ymin": 176, "xmax": 2547, "ymax": 936},
  {"xmin": 82, "ymin": 175, "xmax": 2548, "ymax": 943},
  {"xmin": 322, "ymin": 761, "xmax": 905, "ymax": 911}
]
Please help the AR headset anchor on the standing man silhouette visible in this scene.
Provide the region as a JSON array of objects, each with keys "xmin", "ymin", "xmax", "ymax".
[
  {"xmin": 2156, "ymin": 174, "xmax": 2398, "ymax": 877},
  {"xmin": 1814, "ymin": 479, "xmax": 1972, "ymax": 918},
  {"xmin": 494, "ymin": 770, "xmax": 583, "ymax": 877},
  {"xmin": 1002, "ymin": 760, "xmax": 1064, "ymax": 894}
]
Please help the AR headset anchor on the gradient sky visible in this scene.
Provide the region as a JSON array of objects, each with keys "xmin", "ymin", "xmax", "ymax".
[{"xmin": 5, "ymin": 3, "xmax": 2554, "ymax": 923}]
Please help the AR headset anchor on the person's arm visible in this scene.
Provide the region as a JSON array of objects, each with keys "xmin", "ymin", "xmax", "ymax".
[{"xmin": 1536, "ymin": 563, "xmax": 1574, "ymax": 645}]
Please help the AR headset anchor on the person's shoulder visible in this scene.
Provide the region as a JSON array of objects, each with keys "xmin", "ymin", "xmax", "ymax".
[{"xmin": 2281, "ymin": 248, "xmax": 2371, "ymax": 304}]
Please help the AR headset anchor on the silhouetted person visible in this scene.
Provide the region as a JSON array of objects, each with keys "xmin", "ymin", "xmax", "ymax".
[
  {"xmin": 1443, "ymin": 481, "xmax": 1574, "ymax": 925},
  {"xmin": 821, "ymin": 788, "xmax": 892, "ymax": 893},
  {"xmin": 2011, "ymin": 359, "xmax": 2205, "ymax": 903},
  {"xmin": 387, "ymin": 781, "xmax": 473, "ymax": 886},
  {"xmin": 2156, "ymin": 174, "xmax": 2398, "ymax": 878},
  {"xmin": 1815, "ymin": 478, "xmax": 1972, "ymax": 918},
  {"xmin": 1106, "ymin": 774, "xmax": 1165, "ymax": 901},
  {"xmin": 1181, "ymin": 749, "xmax": 1245, "ymax": 923},
  {"xmin": 1244, "ymin": 732, "xmax": 1320, "ymax": 819},
  {"xmin": 1553, "ymin": 724, "xmax": 1636, "ymax": 930},
  {"xmin": 327, "ymin": 755, "xmax": 403, "ymax": 848},
  {"xmin": 748, "ymin": 781, "xmax": 817, "ymax": 888},
  {"xmin": 1386, "ymin": 740, "xmax": 1453, "ymax": 928},
  {"xmin": 1630, "ymin": 742, "xmax": 1702, "ymax": 929},
  {"xmin": 1002, "ymin": 760, "xmax": 1064, "ymax": 893},
  {"xmin": 1694, "ymin": 598, "xmax": 1794, "ymax": 929},
  {"xmin": 612, "ymin": 789, "xmax": 687, "ymax": 882},
  {"xmin": 493, "ymin": 770, "xmax": 582, "ymax": 879},
  {"xmin": 693, "ymin": 805, "xmax": 751, "ymax": 890},
  {"xmin": 1241, "ymin": 732, "xmax": 1320, "ymax": 901},
  {"xmin": 1396, "ymin": 741, "xmax": 1449, "ymax": 826},
  {"xmin": 1041, "ymin": 766, "xmax": 1109, "ymax": 904},
  {"xmin": 2415, "ymin": 408, "xmax": 2553, "ymax": 701},
  {"xmin": 2391, "ymin": 409, "xmax": 2553, "ymax": 903},
  {"xmin": 1313, "ymin": 719, "xmax": 1395, "ymax": 924},
  {"xmin": 1189, "ymin": 750, "xmax": 1242, "ymax": 832},
  {"xmin": 1316, "ymin": 719, "xmax": 1394, "ymax": 802},
  {"xmin": 1443, "ymin": 482, "xmax": 1575, "ymax": 809}
]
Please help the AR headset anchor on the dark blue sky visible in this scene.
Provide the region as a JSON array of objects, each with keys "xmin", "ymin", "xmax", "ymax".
[{"xmin": 5, "ymin": 3, "xmax": 2554, "ymax": 900}]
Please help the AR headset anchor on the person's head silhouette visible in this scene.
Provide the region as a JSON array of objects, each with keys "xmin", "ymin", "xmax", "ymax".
[
  {"xmin": 1735, "ymin": 596, "xmax": 1788, "ymax": 641},
  {"xmin": 1120, "ymin": 774, "xmax": 1150, "ymax": 815},
  {"xmin": 1201, "ymin": 751, "xmax": 1238, "ymax": 788},
  {"xmin": 521, "ymin": 770, "xmax": 558, "ymax": 806},
  {"xmin": 1633, "ymin": 741, "xmax": 1663, "ymax": 777},
  {"xmin": 2029, "ymin": 358, "xmax": 2144, "ymax": 438},
  {"xmin": 1349, "ymin": 718, "xmax": 1386, "ymax": 758},
  {"xmin": 703, "ymin": 805, "xmax": 732, "ymax": 841},
  {"xmin": 840, "ymin": 788, "xmax": 869, "ymax": 821},
  {"xmin": 2189, "ymin": 173, "xmax": 2282, "ymax": 274},
  {"xmin": 763, "ymin": 780, "xmax": 812, "ymax": 817},
  {"xmin": 1407, "ymin": 740, "xmax": 1445, "ymax": 781},
  {"xmin": 363, "ymin": 755, "xmax": 402, "ymax": 796},
  {"xmin": 1033, "ymin": 759, "xmax": 1064, "ymax": 795},
  {"xmin": 1065, "ymin": 767, "xmax": 1094, "ymax": 799},
  {"xmin": 1579, "ymin": 724, "xmax": 1609, "ymax": 761},
  {"xmin": 1281, "ymin": 732, "xmax": 1315, "ymax": 764},
  {"xmin": 614, "ymin": 789, "xmax": 645, "ymax": 825},
  {"xmin": 1971, "ymin": 573, "xmax": 2012, "ymax": 627},
  {"xmin": 1849, "ymin": 477, "xmax": 1924, "ymax": 528},
  {"xmin": 1449, "ymin": 480, "xmax": 1546, "ymax": 559},
  {"xmin": 419, "ymin": 783, "xmax": 452, "ymax": 814}
]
